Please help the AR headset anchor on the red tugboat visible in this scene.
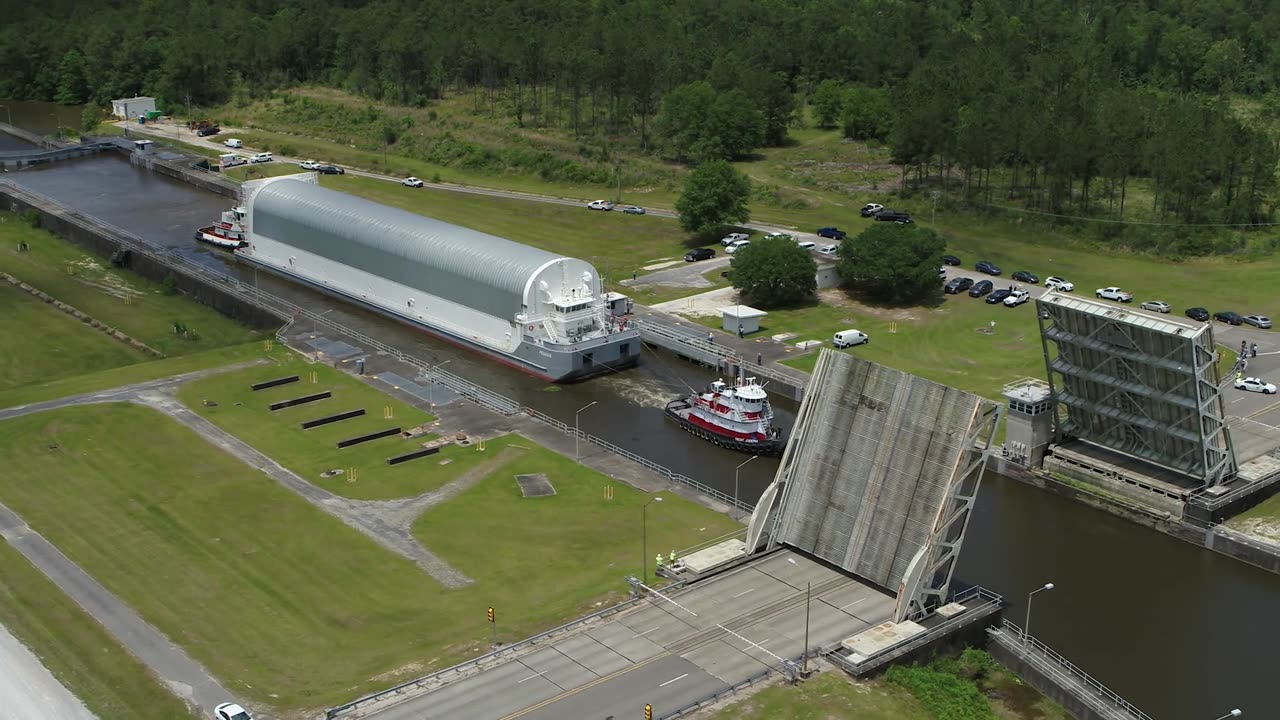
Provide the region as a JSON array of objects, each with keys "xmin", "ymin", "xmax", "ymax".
[
  {"xmin": 665, "ymin": 376, "xmax": 785, "ymax": 456},
  {"xmin": 195, "ymin": 206, "xmax": 249, "ymax": 249}
]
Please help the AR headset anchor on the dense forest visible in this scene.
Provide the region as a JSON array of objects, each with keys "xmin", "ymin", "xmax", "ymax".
[{"xmin": 2, "ymin": 0, "xmax": 1278, "ymax": 227}]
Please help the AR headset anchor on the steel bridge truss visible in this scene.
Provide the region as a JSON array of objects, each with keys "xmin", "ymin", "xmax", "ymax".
[{"xmin": 1037, "ymin": 293, "xmax": 1236, "ymax": 486}]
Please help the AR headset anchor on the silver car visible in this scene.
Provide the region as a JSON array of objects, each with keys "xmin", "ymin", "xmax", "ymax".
[
  {"xmin": 1140, "ymin": 300, "xmax": 1171, "ymax": 313},
  {"xmin": 1243, "ymin": 315, "xmax": 1273, "ymax": 329}
]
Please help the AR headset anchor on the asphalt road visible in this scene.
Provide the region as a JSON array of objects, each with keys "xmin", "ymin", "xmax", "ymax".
[{"xmin": 0, "ymin": 622, "xmax": 97, "ymax": 720}]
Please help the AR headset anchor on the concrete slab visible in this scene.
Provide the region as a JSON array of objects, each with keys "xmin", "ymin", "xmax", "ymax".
[
  {"xmin": 586, "ymin": 621, "xmax": 666, "ymax": 664},
  {"xmin": 842, "ymin": 620, "xmax": 927, "ymax": 658},
  {"xmin": 517, "ymin": 646, "xmax": 599, "ymax": 691},
  {"xmin": 681, "ymin": 639, "xmax": 773, "ymax": 684},
  {"xmin": 615, "ymin": 603, "xmax": 701, "ymax": 648},
  {"xmin": 751, "ymin": 549, "xmax": 844, "ymax": 589},
  {"xmin": 520, "ymin": 655, "xmax": 725, "ymax": 720},
  {"xmin": 681, "ymin": 538, "xmax": 747, "ymax": 573},
  {"xmin": 819, "ymin": 583, "xmax": 897, "ymax": 623},
  {"xmin": 677, "ymin": 569, "xmax": 796, "ymax": 622},
  {"xmin": 401, "ymin": 657, "xmax": 563, "ymax": 720},
  {"xmin": 553, "ymin": 633, "xmax": 634, "ymax": 677}
]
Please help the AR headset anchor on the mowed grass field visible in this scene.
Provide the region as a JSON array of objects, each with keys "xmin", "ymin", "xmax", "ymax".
[
  {"xmin": 712, "ymin": 672, "xmax": 930, "ymax": 720},
  {"xmin": 0, "ymin": 541, "xmax": 196, "ymax": 720},
  {"xmin": 0, "ymin": 282, "xmax": 151, "ymax": 390},
  {"xmin": 0, "ymin": 214, "xmax": 262, "ymax": 355},
  {"xmin": 177, "ymin": 355, "xmax": 506, "ymax": 500},
  {"xmin": 0, "ymin": 403, "xmax": 736, "ymax": 711}
]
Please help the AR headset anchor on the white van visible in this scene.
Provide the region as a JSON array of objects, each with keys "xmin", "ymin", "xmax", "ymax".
[
  {"xmin": 219, "ymin": 153, "xmax": 246, "ymax": 168},
  {"xmin": 833, "ymin": 329, "xmax": 869, "ymax": 348},
  {"xmin": 223, "ymin": 138, "xmax": 243, "ymax": 148}
]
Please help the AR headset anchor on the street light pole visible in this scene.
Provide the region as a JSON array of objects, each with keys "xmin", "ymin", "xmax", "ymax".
[
  {"xmin": 802, "ymin": 580, "xmax": 811, "ymax": 675},
  {"xmin": 1213, "ymin": 710, "xmax": 1243, "ymax": 720},
  {"xmin": 574, "ymin": 401, "xmax": 598, "ymax": 463},
  {"xmin": 1024, "ymin": 582, "xmax": 1055, "ymax": 645},
  {"xmin": 312, "ymin": 308, "xmax": 333, "ymax": 336},
  {"xmin": 734, "ymin": 455, "xmax": 759, "ymax": 521},
  {"xmin": 641, "ymin": 496, "xmax": 663, "ymax": 584},
  {"xmin": 428, "ymin": 360, "xmax": 452, "ymax": 406}
]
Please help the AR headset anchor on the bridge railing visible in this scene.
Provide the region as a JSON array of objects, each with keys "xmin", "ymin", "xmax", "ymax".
[{"xmin": 630, "ymin": 316, "xmax": 810, "ymax": 390}]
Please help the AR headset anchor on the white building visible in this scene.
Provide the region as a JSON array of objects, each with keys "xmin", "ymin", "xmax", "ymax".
[{"xmin": 110, "ymin": 96, "xmax": 156, "ymax": 119}]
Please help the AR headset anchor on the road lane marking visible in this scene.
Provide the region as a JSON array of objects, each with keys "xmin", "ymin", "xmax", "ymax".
[
  {"xmin": 1231, "ymin": 397, "xmax": 1245, "ymax": 404},
  {"xmin": 632, "ymin": 627, "xmax": 660, "ymax": 638},
  {"xmin": 841, "ymin": 598, "xmax": 866, "ymax": 610},
  {"xmin": 518, "ymin": 670, "xmax": 549, "ymax": 684},
  {"xmin": 659, "ymin": 673, "xmax": 689, "ymax": 688},
  {"xmin": 731, "ymin": 588, "xmax": 755, "ymax": 599}
]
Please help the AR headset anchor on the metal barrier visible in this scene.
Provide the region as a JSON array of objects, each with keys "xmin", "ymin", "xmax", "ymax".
[
  {"xmin": 991, "ymin": 619, "xmax": 1152, "ymax": 720},
  {"xmin": 631, "ymin": 316, "xmax": 810, "ymax": 390}
]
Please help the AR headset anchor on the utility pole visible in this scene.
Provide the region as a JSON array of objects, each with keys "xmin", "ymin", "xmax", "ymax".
[{"xmin": 802, "ymin": 580, "xmax": 811, "ymax": 675}]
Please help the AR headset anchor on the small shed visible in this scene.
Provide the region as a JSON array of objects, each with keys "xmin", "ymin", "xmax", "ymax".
[
  {"xmin": 111, "ymin": 96, "xmax": 156, "ymax": 120},
  {"xmin": 719, "ymin": 305, "xmax": 766, "ymax": 335},
  {"xmin": 132, "ymin": 139, "xmax": 154, "ymax": 155}
]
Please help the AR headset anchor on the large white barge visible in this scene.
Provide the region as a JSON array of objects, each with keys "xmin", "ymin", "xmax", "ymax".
[{"xmin": 232, "ymin": 177, "xmax": 639, "ymax": 382}]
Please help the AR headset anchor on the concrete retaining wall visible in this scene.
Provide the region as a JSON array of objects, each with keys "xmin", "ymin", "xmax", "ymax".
[
  {"xmin": 0, "ymin": 143, "xmax": 114, "ymax": 169},
  {"xmin": 0, "ymin": 185, "xmax": 279, "ymax": 330},
  {"xmin": 987, "ymin": 636, "xmax": 1134, "ymax": 720}
]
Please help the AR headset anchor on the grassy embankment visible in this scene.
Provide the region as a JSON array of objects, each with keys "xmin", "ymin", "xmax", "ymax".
[
  {"xmin": 0, "ymin": 402, "xmax": 737, "ymax": 712},
  {"xmin": 0, "ymin": 541, "xmax": 197, "ymax": 720}
]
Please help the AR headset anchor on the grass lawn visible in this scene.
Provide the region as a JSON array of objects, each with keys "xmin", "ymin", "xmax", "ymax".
[
  {"xmin": 0, "ymin": 541, "xmax": 196, "ymax": 719},
  {"xmin": 0, "ymin": 213, "xmax": 262, "ymax": 355},
  {"xmin": 0, "ymin": 403, "xmax": 737, "ymax": 711},
  {"xmin": 711, "ymin": 672, "xmax": 930, "ymax": 720},
  {"xmin": 0, "ymin": 282, "xmax": 150, "ymax": 390},
  {"xmin": 178, "ymin": 354, "xmax": 516, "ymax": 500}
]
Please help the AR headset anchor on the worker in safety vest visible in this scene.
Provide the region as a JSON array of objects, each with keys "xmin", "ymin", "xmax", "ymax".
[
  {"xmin": 655, "ymin": 554, "xmax": 664, "ymax": 569},
  {"xmin": 669, "ymin": 551, "xmax": 677, "ymax": 565}
]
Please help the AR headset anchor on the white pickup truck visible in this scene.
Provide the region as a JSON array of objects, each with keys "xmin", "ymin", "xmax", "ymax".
[{"xmin": 1095, "ymin": 286, "xmax": 1133, "ymax": 303}]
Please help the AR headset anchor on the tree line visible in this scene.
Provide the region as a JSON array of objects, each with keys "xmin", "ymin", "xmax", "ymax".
[{"xmin": 2, "ymin": 0, "xmax": 1277, "ymax": 227}]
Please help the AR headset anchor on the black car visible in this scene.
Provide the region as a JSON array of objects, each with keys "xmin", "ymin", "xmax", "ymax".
[
  {"xmin": 1214, "ymin": 311, "xmax": 1244, "ymax": 325},
  {"xmin": 1185, "ymin": 307, "xmax": 1210, "ymax": 322},
  {"xmin": 1012, "ymin": 270, "xmax": 1038, "ymax": 283},
  {"xmin": 945, "ymin": 277, "xmax": 974, "ymax": 294},
  {"xmin": 986, "ymin": 288, "xmax": 1013, "ymax": 304},
  {"xmin": 816, "ymin": 227, "xmax": 846, "ymax": 240},
  {"xmin": 196, "ymin": 126, "xmax": 221, "ymax": 137},
  {"xmin": 942, "ymin": 255, "xmax": 961, "ymax": 266},
  {"xmin": 968, "ymin": 280, "xmax": 994, "ymax": 297},
  {"xmin": 975, "ymin": 261, "xmax": 1002, "ymax": 276},
  {"xmin": 315, "ymin": 164, "xmax": 345, "ymax": 174},
  {"xmin": 874, "ymin": 210, "xmax": 912, "ymax": 222},
  {"xmin": 684, "ymin": 247, "xmax": 716, "ymax": 262}
]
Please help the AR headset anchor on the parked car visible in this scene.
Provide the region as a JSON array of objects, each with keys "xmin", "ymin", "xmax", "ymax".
[
  {"xmin": 860, "ymin": 203, "xmax": 885, "ymax": 217},
  {"xmin": 621, "ymin": 205, "xmax": 645, "ymax": 215},
  {"xmin": 1243, "ymin": 315, "xmax": 1273, "ymax": 329},
  {"xmin": 401, "ymin": 176, "xmax": 424, "ymax": 187},
  {"xmin": 945, "ymin": 277, "xmax": 974, "ymax": 294},
  {"xmin": 215, "ymin": 703, "xmax": 254, "ymax": 720},
  {"xmin": 249, "ymin": 152, "xmax": 273, "ymax": 163},
  {"xmin": 761, "ymin": 232, "xmax": 793, "ymax": 242},
  {"xmin": 1045, "ymin": 276, "xmax": 1074, "ymax": 292},
  {"xmin": 223, "ymin": 138, "xmax": 243, "ymax": 148},
  {"xmin": 938, "ymin": 266, "xmax": 947, "ymax": 280},
  {"xmin": 834, "ymin": 329, "xmax": 870, "ymax": 348},
  {"xmin": 1012, "ymin": 270, "xmax": 1038, "ymax": 283},
  {"xmin": 684, "ymin": 248, "xmax": 716, "ymax": 262},
  {"xmin": 942, "ymin": 254, "xmax": 961, "ymax": 266},
  {"xmin": 968, "ymin": 280, "xmax": 994, "ymax": 297},
  {"xmin": 1235, "ymin": 377, "xmax": 1277, "ymax": 395},
  {"xmin": 1214, "ymin": 311, "xmax": 1244, "ymax": 325},
  {"xmin": 818, "ymin": 244, "xmax": 839, "ymax": 255},
  {"xmin": 720, "ymin": 232, "xmax": 750, "ymax": 246},
  {"xmin": 219, "ymin": 153, "xmax": 246, "ymax": 168},
  {"xmin": 874, "ymin": 210, "xmax": 912, "ymax": 222},
  {"xmin": 796, "ymin": 240, "xmax": 816, "ymax": 250},
  {"xmin": 1185, "ymin": 307, "xmax": 1210, "ymax": 322},
  {"xmin": 986, "ymin": 288, "xmax": 1013, "ymax": 304},
  {"xmin": 298, "ymin": 160, "xmax": 319, "ymax": 170},
  {"xmin": 975, "ymin": 261, "xmax": 1002, "ymax": 276},
  {"xmin": 587, "ymin": 199, "xmax": 614, "ymax": 211},
  {"xmin": 1004, "ymin": 288, "xmax": 1031, "ymax": 307},
  {"xmin": 196, "ymin": 125, "xmax": 221, "ymax": 137},
  {"xmin": 725, "ymin": 239, "xmax": 751, "ymax": 254},
  {"xmin": 1095, "ymin": 286, "xmax": 1133, "ymax": 302},
  {"xmin": 1139, "ymin": 300, "xmax": 1171, "ymax": 313},
  {"xmin": 315, "ymin": 164, "xmax": 345, "ymax": 174},
  {"xmin": 816, "ymin": 227, "xmax": 846, "ymax": 240}
]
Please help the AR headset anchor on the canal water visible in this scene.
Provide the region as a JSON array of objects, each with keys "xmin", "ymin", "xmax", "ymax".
[{"xmin": 3, "ymin": 147, "xmax": 1276, "ymax": 719}]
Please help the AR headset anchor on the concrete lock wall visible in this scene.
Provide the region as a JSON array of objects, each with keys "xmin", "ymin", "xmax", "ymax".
[
  {"xmin": 0, "ymin": 185, "xmax": 281, "ymax": 331},
  {"xmin": 987, "ymin": 640, "xmax": 1119, "ymax": 720}
]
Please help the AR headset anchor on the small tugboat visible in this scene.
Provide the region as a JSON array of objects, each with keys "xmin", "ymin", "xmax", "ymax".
[
  {"xmin": 665, "ymin": 376, "xmax": 785, "ymax": 456},
  {"xmin": 195, "ymin": 206, "xmax": 249, "ymax": 249}
]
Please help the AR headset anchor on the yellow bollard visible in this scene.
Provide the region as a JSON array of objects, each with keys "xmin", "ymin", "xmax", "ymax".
[
  {"xmin": 263, "ymin": 339, "xmax": 274, "ymax": 351},
  {"xmin": 383, "ymin": 405, "xmax": 393, "ymax": 419}
]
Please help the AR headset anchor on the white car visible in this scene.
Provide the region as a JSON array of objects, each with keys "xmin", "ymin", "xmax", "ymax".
[
  {"xmin": 860, "ymin": 203, "xmax": 884, "ymax": 217},
  {"xmin": 1045, "ymin": 276, "xmax": 1074, "ymax": 292},
  {"xmin": 223, "ymin": 138, "xmax": 243, "ymax": 148},
  {"xmin": 725, "ymin": 239, "xmax": 751, "ymax": 254},
  {"xmin": 1096, "ymin": 286, "xmax": 1134, "ymax": 302},
  {"xmin": 249, "ymin": 152, "xmax": 273, "ymax": 163},
  {"xmin": 834, "ymin": 329, "xmax": 869, "ymax": 348},
  {"xmin": 720, "ymin": 232, "xmax": 750, "ymax": 246},
  {"xmin": 1235, "ymin": 377, "xmax": 1277, "ymax": 395},
  {"xmin": 1140, "ymin": 300, "xmax": 1171, "ymax": 313},
  {"xmin": 298, "ymin": 160, "xmax": 319, "ymax": 170},
  {"xmin": 214, "ymin": 703, "xmax": 254, "ymax": 720},
  {"xmin": 796, "ymin": 240, "xmax": 816, "ymax": 250},
  {"xmin": 587, "ymin": 199, "xmax": 614, "ymax": 211},
  {"xmin": 1003, "ymin": 289, "xmax": 1031, "ymax": 307},
  {"xmin": 402, "ymin": 177, "xmax": 424, "ymax": 188},
  {"xmin": 761, "ymin": 232, "xmax": 792, "ymax": 242},
  {"xmin": 818, "ymin": 244, "xmax": 839, "ymax": 255}
]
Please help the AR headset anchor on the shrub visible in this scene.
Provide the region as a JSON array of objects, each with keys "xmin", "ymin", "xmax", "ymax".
[{"xmin": 886, "ymin": 664, "xmax": 994, "ymax": 720}]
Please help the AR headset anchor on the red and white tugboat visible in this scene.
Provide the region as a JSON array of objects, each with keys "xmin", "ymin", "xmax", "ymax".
[
  {"xmin": 665, "ymin": 376, "xmax": 785, "ymax": 456},
  {"xmin": 195, "ymin": 206, "xmax": 249, "ymax": 249}
]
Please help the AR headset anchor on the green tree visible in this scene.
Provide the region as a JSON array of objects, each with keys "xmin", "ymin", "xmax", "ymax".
[
  {"xmin": 842, "ymin": 86, "xmax": 892, "ymax": 141},
  {"xmin": 749, "ymin": 72, "xmax": 794, "ymax": 146},
  {"xmin": 730, "ymin": 235, "xmax": 817, "ymax": 307},
  {"xmin": 811, "ymin": 79, "xmax": 846, "ymax": 128},
  {"xmin": 675, "ymin": 160, "xmax": 751, "ymax": 235},
  {"xmin": 655, "ymin": 81, "xmax": 718, "ymax": 161},
  {"xmin": 837, "ymin": 224, "xmax": 944, "ymax": 304},
  {"xmin": 55, "ymin": 49, "xmax": 89, "ymax": 105}
]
